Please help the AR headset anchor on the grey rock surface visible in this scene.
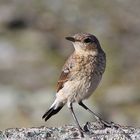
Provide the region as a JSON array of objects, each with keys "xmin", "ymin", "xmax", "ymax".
[{"xmin": 0, "ymin": 122, "xmax": 139, "ymax": 140}]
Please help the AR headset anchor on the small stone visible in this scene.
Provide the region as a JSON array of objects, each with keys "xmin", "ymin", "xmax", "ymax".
[
  {"xmin": 73, "ymin": 132, "xmax": 79, "ymax": 137},
  {"xmin": 46, "ymin": 132, "xmax": 51, "ymax": 137},
  {"xmin": 27, "ymin": 131, "xmax": 34, "ymax": 137},
  {"xmin": 106, "ymin": 130, "xmax": 110, "ymax": 134}
]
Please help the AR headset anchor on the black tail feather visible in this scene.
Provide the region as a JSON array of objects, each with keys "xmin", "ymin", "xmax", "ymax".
[{"xmin": 42, "ymin": 106, "xmax": 63, "ymax": 122}]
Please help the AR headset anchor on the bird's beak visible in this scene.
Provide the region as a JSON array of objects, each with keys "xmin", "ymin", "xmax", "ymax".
[{"xmin": 65, "ymin": 36, "xmax": 75, "ymax": 42}]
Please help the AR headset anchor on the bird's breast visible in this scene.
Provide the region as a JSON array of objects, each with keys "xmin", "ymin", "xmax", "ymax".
[
  {"xmin": 71, "ymin": 53, "xmax": 106, "ymax": 100},
  {"xmin": 58, "ymin": 52, "xmax": 106, "ymax": 103},
  {"xmin": 72, "ymin": 54, "xmax": 105, "ymax": 77}
]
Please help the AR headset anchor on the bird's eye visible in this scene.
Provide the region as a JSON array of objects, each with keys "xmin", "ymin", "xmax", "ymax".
[{"xmin": 83, "ymin": 38, "xmax": 92, "ymax": 43}]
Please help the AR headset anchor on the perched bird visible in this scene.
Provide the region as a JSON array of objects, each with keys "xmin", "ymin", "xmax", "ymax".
[{"xmin": 42, "ymin": 33, "xmax": 112, "ymax": 137}]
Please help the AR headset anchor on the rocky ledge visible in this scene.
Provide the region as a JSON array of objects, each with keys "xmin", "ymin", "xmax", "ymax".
[{"xmin": 0, "ymin": 122, "xmax": 139, "ymax": 140}]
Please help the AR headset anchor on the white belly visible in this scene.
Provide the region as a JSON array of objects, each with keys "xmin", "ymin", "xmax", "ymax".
[
  {"xmin": 75, "ymin": 74, "xmax": 102, "ymax": 102},
  {"xmin": 56, "ymin": 74, "xmax": 102, "ymax": 104}
]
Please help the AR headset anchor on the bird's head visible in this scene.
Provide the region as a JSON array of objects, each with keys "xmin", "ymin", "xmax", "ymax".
[{"xmin": 65, "ymin": 33, "xmax": 102, "ymax": 55}]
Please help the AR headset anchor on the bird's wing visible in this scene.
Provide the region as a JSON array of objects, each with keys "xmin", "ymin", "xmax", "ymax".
[{"xmin": 56, "ymin": 53, "xmax": 75, "ymax": 92}]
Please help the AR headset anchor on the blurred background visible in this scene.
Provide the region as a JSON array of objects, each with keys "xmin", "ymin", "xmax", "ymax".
[{"xmin": 0, "ymin": 0, "xmax": 140, "ymax": 130}]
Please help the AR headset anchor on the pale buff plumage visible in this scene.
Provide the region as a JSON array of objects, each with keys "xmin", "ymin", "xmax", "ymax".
[
  {"xmin": 42, "ymin": 33, "xmax": 106, "ymax": 137},
  {"xmin": 56, "ymin": 51, "xmax": 106, "ymax": 107}
]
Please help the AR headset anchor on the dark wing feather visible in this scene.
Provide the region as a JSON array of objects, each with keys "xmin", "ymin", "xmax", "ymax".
[{"xmin": 56, "ymin": 53, "xmax": 75, "ymax": 92}]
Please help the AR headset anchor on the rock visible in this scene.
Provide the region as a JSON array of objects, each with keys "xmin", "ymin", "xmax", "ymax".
[{"xmin": 0, "ymin": 122, "xmax": 139, "ymax": 140}]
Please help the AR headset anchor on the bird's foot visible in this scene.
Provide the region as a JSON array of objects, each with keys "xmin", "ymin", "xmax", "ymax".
[
  {"xmin": 97, "ymin": 120, "xmax": 132, "ymax": 139},
  {"xmin": 77, "ymin": 124, "xmax": 91, "ymax": 137},
  {"xmin": 98, "ymin": 119, "xmax": 120, "ymax": 129}
]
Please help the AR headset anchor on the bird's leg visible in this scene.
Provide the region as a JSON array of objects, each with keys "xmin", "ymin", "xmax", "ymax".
[
  {"xmin": 78, "ymin": 101, "xmax": 119, "ymax": 129},
  {"xmin": 69, "ymin": 103, "xmax": 84, "ymax": 137}
]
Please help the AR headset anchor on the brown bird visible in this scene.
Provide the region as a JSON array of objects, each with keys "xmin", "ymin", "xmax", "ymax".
[{"xmin": 42, "ymin": 33, "xmax": 112, "ymax": 137}]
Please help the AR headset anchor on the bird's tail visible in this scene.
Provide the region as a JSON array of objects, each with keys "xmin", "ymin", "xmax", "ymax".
[{"xmin": 42, "ymin": 99, "xmax": 64, "ymax": 122}]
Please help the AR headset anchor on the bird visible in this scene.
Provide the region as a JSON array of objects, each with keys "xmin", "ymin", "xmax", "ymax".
[{"xmin": 42, "ymin": 33, "xmax": 112, "ymax": 137}]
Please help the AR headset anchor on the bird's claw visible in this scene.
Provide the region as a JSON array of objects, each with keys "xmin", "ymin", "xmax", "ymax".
[{"xmin": 98, "ymin": 119, "xmax": 120, "ymax": 129}]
